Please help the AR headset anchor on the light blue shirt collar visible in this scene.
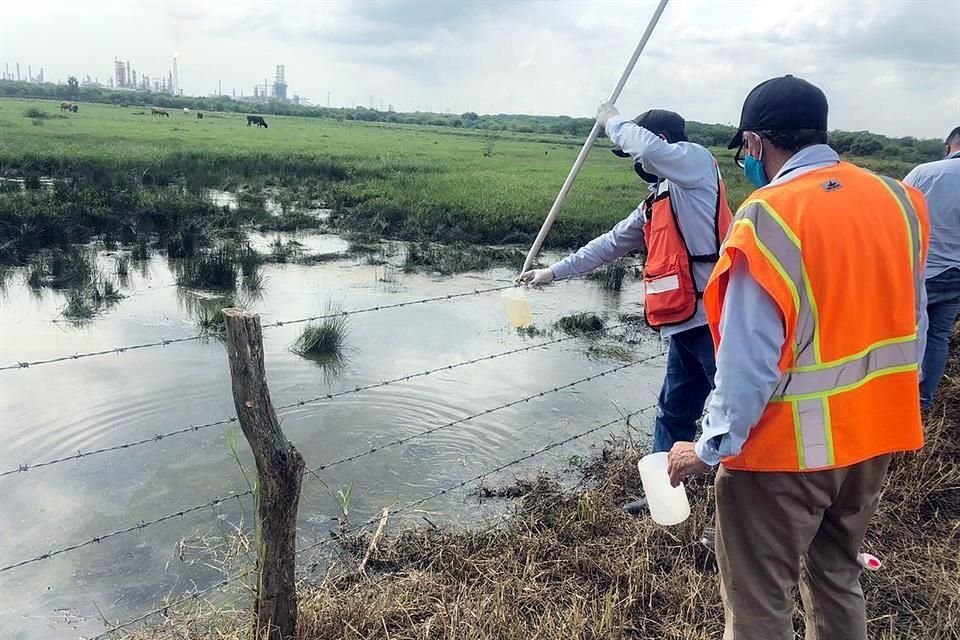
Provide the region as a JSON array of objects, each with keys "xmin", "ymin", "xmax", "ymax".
[{"xmin": 771, "ymin": 144, "xmax": 839, "ymax": 184}]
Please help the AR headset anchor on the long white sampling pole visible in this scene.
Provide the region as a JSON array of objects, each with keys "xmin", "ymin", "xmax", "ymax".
[{"xmin": 519, "ymin": 0, "xmax": 670, "ymax": 275}]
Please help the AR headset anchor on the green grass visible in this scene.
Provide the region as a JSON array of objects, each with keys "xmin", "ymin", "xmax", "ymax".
[
  {"xmin": 0, "ymin": 97, "xmax": 921, "ymax": 264},
  {"xmin": 292, "ymin": 305, "xmax": 349, "ymax": 359},
  {"xmin": 175, "ymin": 248, "xmax": 240, "ymax": 290}
]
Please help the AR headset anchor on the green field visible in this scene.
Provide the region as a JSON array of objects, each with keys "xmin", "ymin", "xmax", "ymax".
[{"xmin": 0, "ymin": 98, "xmax": 916, "ymax": 264}]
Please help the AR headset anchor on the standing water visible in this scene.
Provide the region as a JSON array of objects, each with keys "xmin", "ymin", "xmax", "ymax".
[{"xmin": 0, "ymin": 233, "xmax": 663, "ymax": 639}]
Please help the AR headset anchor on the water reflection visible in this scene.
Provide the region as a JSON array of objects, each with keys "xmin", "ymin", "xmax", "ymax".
[{"xmin": 0, "ymin": 236, "xmax": 661, "ymax": 639}]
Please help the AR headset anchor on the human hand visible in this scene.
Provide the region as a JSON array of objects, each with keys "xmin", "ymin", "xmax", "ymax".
[
  {"xmin": 596, "ymin": 101, "xmax": 620, "ymax": 128},
  {"xmin": 667, "ymin": 441, "xmax": 711, "ymax": 487},
  {"xmin": 517, "ymin": 268, "xmax": 555, "ymax": 287}
]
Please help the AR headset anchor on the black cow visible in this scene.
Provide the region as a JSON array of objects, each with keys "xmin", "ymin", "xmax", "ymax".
[
  {"xmin": 246, "ymin": 115, "xmax": 268, "ymax": 128},
  {"xmin": 197, "ymin": 112, "xmax": 204, "ymax": 119}
]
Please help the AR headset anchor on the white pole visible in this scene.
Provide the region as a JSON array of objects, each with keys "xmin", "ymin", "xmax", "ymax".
[{"xmin": 520, "ymin": 0, "xmax": 670, "ymax": 275}]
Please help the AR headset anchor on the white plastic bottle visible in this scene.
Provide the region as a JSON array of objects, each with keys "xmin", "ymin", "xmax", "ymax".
[{"xmin": 637, "ymin": 452, "xmax": 691, "ymax": 526}]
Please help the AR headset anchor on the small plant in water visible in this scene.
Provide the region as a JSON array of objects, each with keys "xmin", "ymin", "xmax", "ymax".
[
  {"xmin": 131, "ymin": 237, "xmax": 150, "ymax": 261},
  {"xmin": 63, "ymin": 289, "xmax": 96, "ymax": 320},
  {"xmin": 587, "ymin": 258, "xmax": 628, "ymax": 291},
  {"xmin": 176, "ymin": 248, "xmax": 239, "ymax": 290},
  {"xmin": 377, "ymin": 266, "xmax": 400, "ymax": 283},
  {"xmin": 114, "ymin": 256, "xmax": 131, "ymax": 278},
  {"xmin": 554, "ymin": 312, "xmax": 605, "ymax": 337},
  {"xmin": 27, "ymin": 249, "xmax": 97, "ymax": 290},
  {"xmin": 292, "ymin": 303, "xmax": 349, "ymax": 358}
]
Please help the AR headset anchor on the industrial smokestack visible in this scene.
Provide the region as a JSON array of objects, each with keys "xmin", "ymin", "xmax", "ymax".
[{"xmin": 16, "ymin": 62, "xmax": 21, "ymax": 81}]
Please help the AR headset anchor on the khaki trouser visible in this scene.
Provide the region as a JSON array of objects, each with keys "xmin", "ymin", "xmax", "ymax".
[{"xmin": 715, "ymin": 455, "xmax": 891, "ymax": 640}]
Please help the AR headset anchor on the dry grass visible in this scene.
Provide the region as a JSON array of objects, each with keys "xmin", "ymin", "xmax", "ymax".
[{"xmin": 126, "ymin": 328, "xmax": 960, "ymax": 640}]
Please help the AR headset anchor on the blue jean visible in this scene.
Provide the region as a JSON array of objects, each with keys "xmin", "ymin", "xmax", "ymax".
[
  {"xmin": 921, "ymin": 268, "xmax": 960, "ymax": 409},
  {"xmin": 652, "ymin": 324, "xmax": 718, "ymax": 453}
]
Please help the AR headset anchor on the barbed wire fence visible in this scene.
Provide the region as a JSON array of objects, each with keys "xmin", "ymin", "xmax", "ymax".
[
  {"xmin": 0, "ymin": 282, "xmax": 667, "ymax": 640},
  {"xmin": 1, "ymin": 323, "xmax": 634, "ymax": 479},
  {"xmin": 86, "ymin": 403, "xmax": 659, "ymax": 640}
]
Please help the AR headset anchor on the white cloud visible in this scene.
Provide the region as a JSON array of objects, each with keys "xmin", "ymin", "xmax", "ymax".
[{"xmin": 0, "ymin": 0, "xmax": 957, "ymax": 137}]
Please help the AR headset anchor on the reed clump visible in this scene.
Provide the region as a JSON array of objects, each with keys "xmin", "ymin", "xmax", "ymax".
[
  {"xmin": 586, "ymin": 258, "xmax": 629, "ymax": 291},
  {"xmin": 292, "ymin": 305, "xmax": 349, "ymax": 359}
]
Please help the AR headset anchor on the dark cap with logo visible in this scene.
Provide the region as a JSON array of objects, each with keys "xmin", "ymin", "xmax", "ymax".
[
  {"xmin": 727, "ymin": 75, "xmax": 828, "ymax": 149},
  {"xmin": 612, "ymin": 109, "xmax": 687, "ymax": 157}
]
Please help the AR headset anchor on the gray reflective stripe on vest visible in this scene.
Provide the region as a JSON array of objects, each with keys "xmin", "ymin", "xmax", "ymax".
[
  {"xmin": 794, "ymin": 398, "xmax": 831, "ymax": 469},
  {"xmin": 736, "ymin": 202, "xmax": 818, "ymax": 366},
  {"xmin": 875, "ymin": 175, "xmax": 924, "ymax": 313},
  {"xmin": 775, "ymin": 338, "xmax": 916, "ymax": 398}
]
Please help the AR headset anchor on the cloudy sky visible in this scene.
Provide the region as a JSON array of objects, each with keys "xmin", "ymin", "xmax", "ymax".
[{"xmin": 2, "ymin": 0, "xmax": 957, "ymax": 138}]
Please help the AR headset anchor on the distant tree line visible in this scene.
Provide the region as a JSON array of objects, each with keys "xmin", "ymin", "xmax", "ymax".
[{"xmin": 0, "ymin": 79, "xmax": 945, "ymax": 164}]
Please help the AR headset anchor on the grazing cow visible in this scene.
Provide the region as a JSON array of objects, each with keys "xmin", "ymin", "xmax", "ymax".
[
  {"xmin": 183, "ymin": 108, "xmax": 190, "ymax": 114},
  {"xmin": 196, "ymin": 112, "xmax": 204, "ymax": 120},
  {"xmin": 246, "ymin": 115, "xmax": 268, "ymax": 128},
  {"xmin": 60, "ymin": 101, "xmax": 74, "ymax": 111},
  {"xmin": 70, "ymin": 105, "xmax": 78, "ymax": 113},
  {"xmin": 151, "ymin": 107, "xmax": 170, "ymax": 117}
]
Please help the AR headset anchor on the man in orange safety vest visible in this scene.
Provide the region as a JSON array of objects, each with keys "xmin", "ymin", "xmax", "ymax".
[{"xmin": 667, "ymin": 75, "xmax": 928, "ymax": 639}]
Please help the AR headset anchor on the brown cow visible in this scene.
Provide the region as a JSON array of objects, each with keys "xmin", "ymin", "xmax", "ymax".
[
  {"xmin": 151, "ymin": 107, "xmax": 170, "ymax": 117},
  {"xmin": 60, "ymin": 102, "xmax": 74, "ymax": 111}
]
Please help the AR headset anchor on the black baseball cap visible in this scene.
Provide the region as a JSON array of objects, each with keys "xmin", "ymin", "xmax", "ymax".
[
  {"xmin": 612, "ymin": 109, "xmax": 687, "ymax": 157},
  {"xmin": 727, "ymin": 75, "xmax": 828, "ymax": 149}
]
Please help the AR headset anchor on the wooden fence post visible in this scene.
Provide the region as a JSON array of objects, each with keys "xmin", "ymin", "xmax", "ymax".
[{"xmin": 222, "ymin": 308, "xmax": 304, "ymax": 640}]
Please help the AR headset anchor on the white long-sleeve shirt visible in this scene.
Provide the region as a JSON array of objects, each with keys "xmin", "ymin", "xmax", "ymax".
[
  {"xmin": 549, "ymin": 115, "xmax": 724, "ymax": 337},
  {"xmin": 695, "ymin": 145, "xmax": 928, "ymax": 465}
]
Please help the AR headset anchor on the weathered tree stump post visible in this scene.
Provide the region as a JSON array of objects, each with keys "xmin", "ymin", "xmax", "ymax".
[{"xmin": 222, "ymin": 309, "xmax": 304, "ymax": 640}]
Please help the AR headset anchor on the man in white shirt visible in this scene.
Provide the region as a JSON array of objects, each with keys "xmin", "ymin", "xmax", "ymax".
[
  {"xmin": 520, "ymin": 105, "xmax": 732, "ymax": 515},
  {"xmin": 905, "ymin": 126, "xmax": 960, "ymax": 409}
]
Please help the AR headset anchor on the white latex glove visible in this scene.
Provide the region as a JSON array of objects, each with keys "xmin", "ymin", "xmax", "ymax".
[
  {"xmin": 596, "ymin": 101, "xmax": 620, "ymax": 128},
  {"xmin": 517, "ymin": 268, "xmax": 555, "ymax": 287}
]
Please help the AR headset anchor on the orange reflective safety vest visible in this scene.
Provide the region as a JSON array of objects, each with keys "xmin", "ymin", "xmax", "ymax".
[
  {"xmin": 642, "ymin": 167, "xmax": 733, "ymax": 328},
  {"xmin": 704, "ymin": 162, "xmax": 929, "ymax": 472}
]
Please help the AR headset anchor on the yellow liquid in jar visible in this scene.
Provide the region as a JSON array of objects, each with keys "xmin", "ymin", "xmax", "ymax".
[{"xmin": 501, "ymin": 288, "xmax": 534, "ymax": 328}]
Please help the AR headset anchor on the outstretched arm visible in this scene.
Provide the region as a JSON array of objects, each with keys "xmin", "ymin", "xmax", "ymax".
[{"xmin": 547, "ymin": 206, "xmax": 645, "ymax": 280}]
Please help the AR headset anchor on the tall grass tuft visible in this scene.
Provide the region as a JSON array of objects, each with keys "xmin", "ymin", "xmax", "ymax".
[
  {"xmin": 63, "ymin": 289, "xmax": 96, "ymax": 320},
  {"xmin": 131, "ymin": 237, "xmax": 150, "ymax": 261},
  {"xmin": 292, "ymin": 304, "xmax": 349, "ymax": 358},
  {"xmin": 115, "ymin": 255, "xmax": 131, "ymax": 277},
  {"xmin": 176, "ymin": 248, "xmax": 239, "ymax": 290},
  {"xmin": 26, "ymin": 249, "xmax": 96, "ymax": 290},
  {"xmin": 587, "ymin": 258, "xmax": 628, "ymax": 291}
]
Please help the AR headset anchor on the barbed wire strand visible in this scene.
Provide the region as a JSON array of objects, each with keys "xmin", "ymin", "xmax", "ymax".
[
  {"xmin": 0, "ymin": 492, "xmax": 253, "ymax": 576},
  {"xmin": 0, "ymin": 353, "xmax": 661, "ymax": 575},
  {"xmin": 1, "ymin": 323, "xmax": 645, "ymax": 478},
  {"xmin": 307, "ymin": 349, "xmax": 662, "ymax": 475},
  {"xmin": 83, "ymin": 403, "xmax": 656, "ymax": 639},
  {"xmin": 298, "ymin": 402, "xmax": 658, "ymax": 557},
  {"xmin": 0, "ymin": 284, "xmax": 516, "ymax": 372}
]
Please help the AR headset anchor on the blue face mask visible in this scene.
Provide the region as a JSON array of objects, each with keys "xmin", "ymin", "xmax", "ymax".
[{"xmin": 743, "ymin": 154, "xmax": 769, "ymax": 188}]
